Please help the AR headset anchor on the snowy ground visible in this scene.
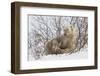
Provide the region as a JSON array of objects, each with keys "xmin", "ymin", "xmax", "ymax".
[
  {"xmin": 39, "ymin": 49, "xmax": 88, "ymax": 60},
  {"xmin": 28, "ymin": 48, "xmax": 88, "ymax": 61}
]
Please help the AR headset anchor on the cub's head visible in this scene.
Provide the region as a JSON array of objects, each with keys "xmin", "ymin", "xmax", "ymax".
[{"xmin": 63, "ymin": 25, "xmax": 74, "ymax": 36}]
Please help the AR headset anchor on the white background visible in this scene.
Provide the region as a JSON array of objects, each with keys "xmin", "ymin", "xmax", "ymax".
[{"xmin": 0, "ymin": 0, "xmax": 100, "ymax": 76}]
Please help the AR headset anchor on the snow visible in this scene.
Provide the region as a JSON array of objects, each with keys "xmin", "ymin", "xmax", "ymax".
[
  {"xmin": 28, "ymin": 47, "xmax": 88, "ymax": 61},
  {"xmin": 38, "ymin": 48, "xmax": 88, "ymax": 60},
  {"xmin": 28, "ymin": 48, "xmax": 88, "ymax": 61}
]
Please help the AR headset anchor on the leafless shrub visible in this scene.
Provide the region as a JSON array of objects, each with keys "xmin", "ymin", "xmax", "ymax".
[{"xmin": 28, "ymin": 15, "xmax": 88, "ymax": 60}]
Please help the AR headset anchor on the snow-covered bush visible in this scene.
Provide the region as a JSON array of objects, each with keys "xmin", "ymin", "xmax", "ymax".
[{"xmin": 28, "ymin": 15, "xmax": 88, "ymax": 60}]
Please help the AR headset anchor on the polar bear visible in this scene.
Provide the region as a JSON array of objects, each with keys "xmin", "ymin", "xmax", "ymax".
[{"xmin": 45, "ymin": 25, "xmax": 76, "ymax": 54}]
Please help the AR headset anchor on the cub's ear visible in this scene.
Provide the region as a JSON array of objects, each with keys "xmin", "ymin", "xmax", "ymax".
[{"xmin": 63, "ymin": 26, "xmax": 67, "ymax": 31}]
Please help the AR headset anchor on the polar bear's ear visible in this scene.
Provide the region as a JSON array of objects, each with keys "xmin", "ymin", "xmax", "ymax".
[{"xmin": 63, "ymin": 26, "xmax": 67, "ymax": 31}]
